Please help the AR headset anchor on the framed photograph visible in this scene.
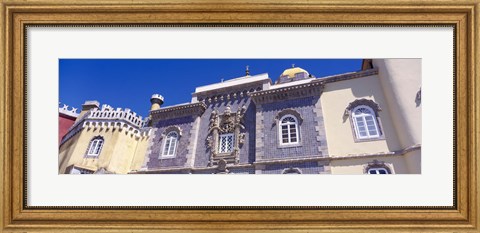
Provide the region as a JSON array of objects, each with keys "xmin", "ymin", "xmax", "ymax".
[{"xmin": 1, "ymin": 0, "xmax": 479, "ymax": 232}]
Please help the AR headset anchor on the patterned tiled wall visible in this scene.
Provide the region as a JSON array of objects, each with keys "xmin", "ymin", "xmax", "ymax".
[
  {"xmin": 257, "ymin": 96, "xmax": 326, "ymax": 160},
  {"xmin": 146, "ymin": 116, "xmax": 195, "ymax": 169}
]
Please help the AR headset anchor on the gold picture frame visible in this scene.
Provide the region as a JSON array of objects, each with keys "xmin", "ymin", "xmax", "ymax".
[{"xmin": 1, "ymin": 0, "xmax": 479, "ymax": 232}]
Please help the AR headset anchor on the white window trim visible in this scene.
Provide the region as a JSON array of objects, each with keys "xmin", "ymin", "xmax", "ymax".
[
  {"xmin": 86, "ymin": 137, "xmax": 103, "ymax": 157},
  {"xmin": 218, "ymin": 133, "xmax": 235, "ymax": 154},
  {"xmin": 352, "ymin": 105, "xmax": 381, "ymax": 140},
  {"xmin": 278, "ymin": 114, "xmax": 300, "ymax": 146},
  {"xmin": 367, "ymin": 167, "xmax": 389, "ymax": 174},
  {"xmin": 161, "ymin": 131, "xmax": 179, "ymax": 158}
]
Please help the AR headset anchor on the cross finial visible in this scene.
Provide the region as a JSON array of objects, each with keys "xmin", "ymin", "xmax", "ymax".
[
  {"xmin": 221, "ymin": 78, "xmax": 224, "ymax": 82},
  {"xmin": 245, "ymin": 65, "xmax": 250, "ymax": 76},
  {"xmin": 292, "ymin": 64, "xmax": 295, "ymax": 68}
]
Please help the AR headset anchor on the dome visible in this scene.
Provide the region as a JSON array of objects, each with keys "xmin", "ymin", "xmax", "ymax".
[{"xmin": 281, "ymin": 67, "xmax": 309, "ymax": 78}]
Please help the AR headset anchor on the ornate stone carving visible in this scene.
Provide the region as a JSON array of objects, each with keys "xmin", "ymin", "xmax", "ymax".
[
  {"xmin": 273, "ymin": 108, "xmax": 303, "ymax": 125},
  {"xmin": 363, "ymin": 159, "xmax": 392, "ymax": 174},
  {"xmin": 282, "ymin": 167, "xmax": 302, "ymax": 174},
  {"xmin": 344, "ymin": 98, "xmax": 382, "ymax": 116},
  {"xmin": 415, "ymin": 87, "xmax": 421, "ymax": 107},
  {"xmin": 206, "ymin": 104, "xmax": 247, "ymax": 167},
  {"xmin": 216, "ymin": 159, "xmax": 230, "ymax": 174},
  {"xmin": 160, "ymin": 125, "xmax": 182, "ymax": 140}
]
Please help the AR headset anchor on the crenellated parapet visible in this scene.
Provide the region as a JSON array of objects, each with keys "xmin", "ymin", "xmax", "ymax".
[
  {"xmin": 59, "ymin": 102, "xmax": 79, "ymax": 118},
  {"xmin": 59, "ymin": 103, "xmax": 151, "ymax": 146},
  {"xmin": 88, "ymin": 104, "xmax": 147, "ymax": 128}
]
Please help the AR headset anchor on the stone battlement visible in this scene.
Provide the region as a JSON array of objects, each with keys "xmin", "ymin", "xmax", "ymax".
[
  {"xmin": 59, "ymin": 103, "xmax": 79, "ymax": 118},
  {"xmin": 87, "ymin": 104, "xmax": 147, "ymax": 128},
  {"xmin": 59, "ymin": 103, "xmax": 150, "ymax": 146}
]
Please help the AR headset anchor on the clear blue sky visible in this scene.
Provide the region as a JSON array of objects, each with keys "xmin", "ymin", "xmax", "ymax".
[{"xmin": 60, "ymin": 59, "xmax": 363, "ymax": 117}]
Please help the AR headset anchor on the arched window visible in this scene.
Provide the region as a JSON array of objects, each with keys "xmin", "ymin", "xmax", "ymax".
[
  {"xmin": 86, "ymin": 136, "xmax": 104, "ymax": 157},
  {"xmin": 162, "ymin": 131, "xmax": 178, "ymax": 157},
  {"xmin": 282, "ymin": 167, "xmax": 302, "ymax": 174},
  {"xmin": 367, "ymin": 167, "xmax": 389, "ymax": 174},
  {"xmin": 279, "ymin": 115, "xmax": 299, "ymax": 145},
  {"xmin": 352, "ymin": 105, "xmax": 381, "ymax": 139},
  {"xmin": 364, "ymin": 160, "xmax": 392, "ymax": 174}
]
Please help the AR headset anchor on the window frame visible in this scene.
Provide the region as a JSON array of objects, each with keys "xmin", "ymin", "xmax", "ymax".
[
  {"xmin": 161, "ymin": 131, "xmax": 179, "ymax": 158},
  {"xmin": 85, "ymin": 136, "xmax": 104, "ymax": 158},
  {"xmin": 367, "ymin": 167, "xmax": 390, "ymax": 174},
  {"xmin": 218, "ymin": 133, "xmax": 235, "ymax": 154},
  {"xmin": 364, "ymin": 160, "xmax": 393, "ymax": 174},
  {"xmin": 278, "ymin": 114, "xmax": 300, "ymax": 146},
  {"xmin": 351, "ymin": 105, "xmax": 382, "ymax": 141}
]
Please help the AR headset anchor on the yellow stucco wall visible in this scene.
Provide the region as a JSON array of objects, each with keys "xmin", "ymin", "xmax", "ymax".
[
  {"xmin": 321, "ymin": 75, "xmax": 402, "ymax": 157},
  {"xmin": 130, "ymin": 136, "xmax": 151, "ymax": 172},
  {"xmin": 58, "ymin": 126, "xmax": 149, "ymax": 174},
  {"xmin": 403, "ymin": 150, "xmax": 421, "ymax": 174},
  {"xmin": 373, "ymin": 59, "xmax": 422, "ymax": 147}
]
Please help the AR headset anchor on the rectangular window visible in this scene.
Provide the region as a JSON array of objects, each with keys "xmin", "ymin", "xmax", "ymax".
[{"xmin": 218, "ymin": 133, "xmax": 234, "ymax": 153}]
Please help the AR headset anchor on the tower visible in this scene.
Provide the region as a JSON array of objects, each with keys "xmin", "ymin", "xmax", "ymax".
[
  {"xmin": 373, "ymin": 59, "xmax": 422, "ymax": 173},
  {"xmin": 150, "ymin": 94, "xmax": 164, "ymax": 111}
]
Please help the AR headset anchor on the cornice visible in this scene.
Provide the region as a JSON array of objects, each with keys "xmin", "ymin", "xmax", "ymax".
[
  {"xmin": 317, "ymin": 68, "xmax": 379, "ymax": 84},
  {"xmin": 150, "ymin": 102, "xmax": 206, "ymax": 122},
  {"xmin": 249, "ymin": 81, "xmax": 324, "ymax": 104}
]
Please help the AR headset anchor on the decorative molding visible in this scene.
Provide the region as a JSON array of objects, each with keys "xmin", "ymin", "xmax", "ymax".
[
  {"xmin": 254, "ymin": 144, "xmax": 421, "ymax": 164},
  {"xmin": 160, "ymin": 125, "xmax": 183, "ymax": 139},
  {"xmin": 255, "ymin": 105, "xmax": 265, "ymax": 160},
  {"xmin": 133, "ymin": 144, "xmax": 421, "ymax": 174},
  {"xmin": 331, "ymin": 144, "xmax": 421, "ymax": 161},
  {"xmin": 363, "ymin": 160, "xmax": 393, "ymax": 174},
  {"xmin": 316, "ymin": 68, "xmax": 378, "ymax": 84},
  {"xmin": 416, "ymin": 87, "xmax": 422, "ymax": 106},
  {"xmin": 344, "ymin": 98, "xmax": 382, "ymax": 116},
  {"xmin": 84, "ymin": 135, "xmax": 104, "ymax": 158},
  {"xmin": 249, "ymin": 81, "xmax": 324, "ymax": 104},
  {"xmin": 282, "ymin": 167, "xmax": 302, "ymax": 174},
  {"xmin": 206, "ymin": 104, "xmax": 247, "ymax": 166},
  {"xmin": 254, "ymin": 156, "xmax": 326, "ymax": 165},
  {"xmin": 273, "ymin": 108, "xmax": 303, "ymax": 125},
  {"xmin": 312, "ymin": 97, "xmax": 328, "ymax": 156},
  {"xmin": 150, "ymin": 102, "xmax": 206, "ymax": 122},
  {"xmin": 185, "ymin": 116, "xmax": 201, "ymax": 168},
  {"xmin": 198, "ymin": 84, "xmax": 263, "ymax": 105},
  {"xmin": 132, "ymin": 163, "xmax": 255, "ymax": 174}
]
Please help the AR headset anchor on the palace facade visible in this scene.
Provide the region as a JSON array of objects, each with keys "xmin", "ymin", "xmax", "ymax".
[{"xmin": 58, "ymin": 59, "xmax": 421, "ymax": 174}]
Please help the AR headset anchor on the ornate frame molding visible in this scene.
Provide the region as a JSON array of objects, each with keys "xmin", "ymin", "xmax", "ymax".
[
  {"xmin": 344, "ymin": 98, "xmax": 382, "ymax": 117},
  {"xmin": 1, "ymin": 0, "xmax": 477, "ymax": 232},
  {"xmin": 273, "ymin": 108, "xmax": 304, "ymax": 125},
  {"xmin": 160, "ymin": 125, "xmax": 183, "ymax": 139},
  {"xmin": 282, "ymin": 167, "xmax": 303, "ymax": 174},
  {"xmin": 345, "ymin": 99, "xmax": 385, "ymax": 142}
]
